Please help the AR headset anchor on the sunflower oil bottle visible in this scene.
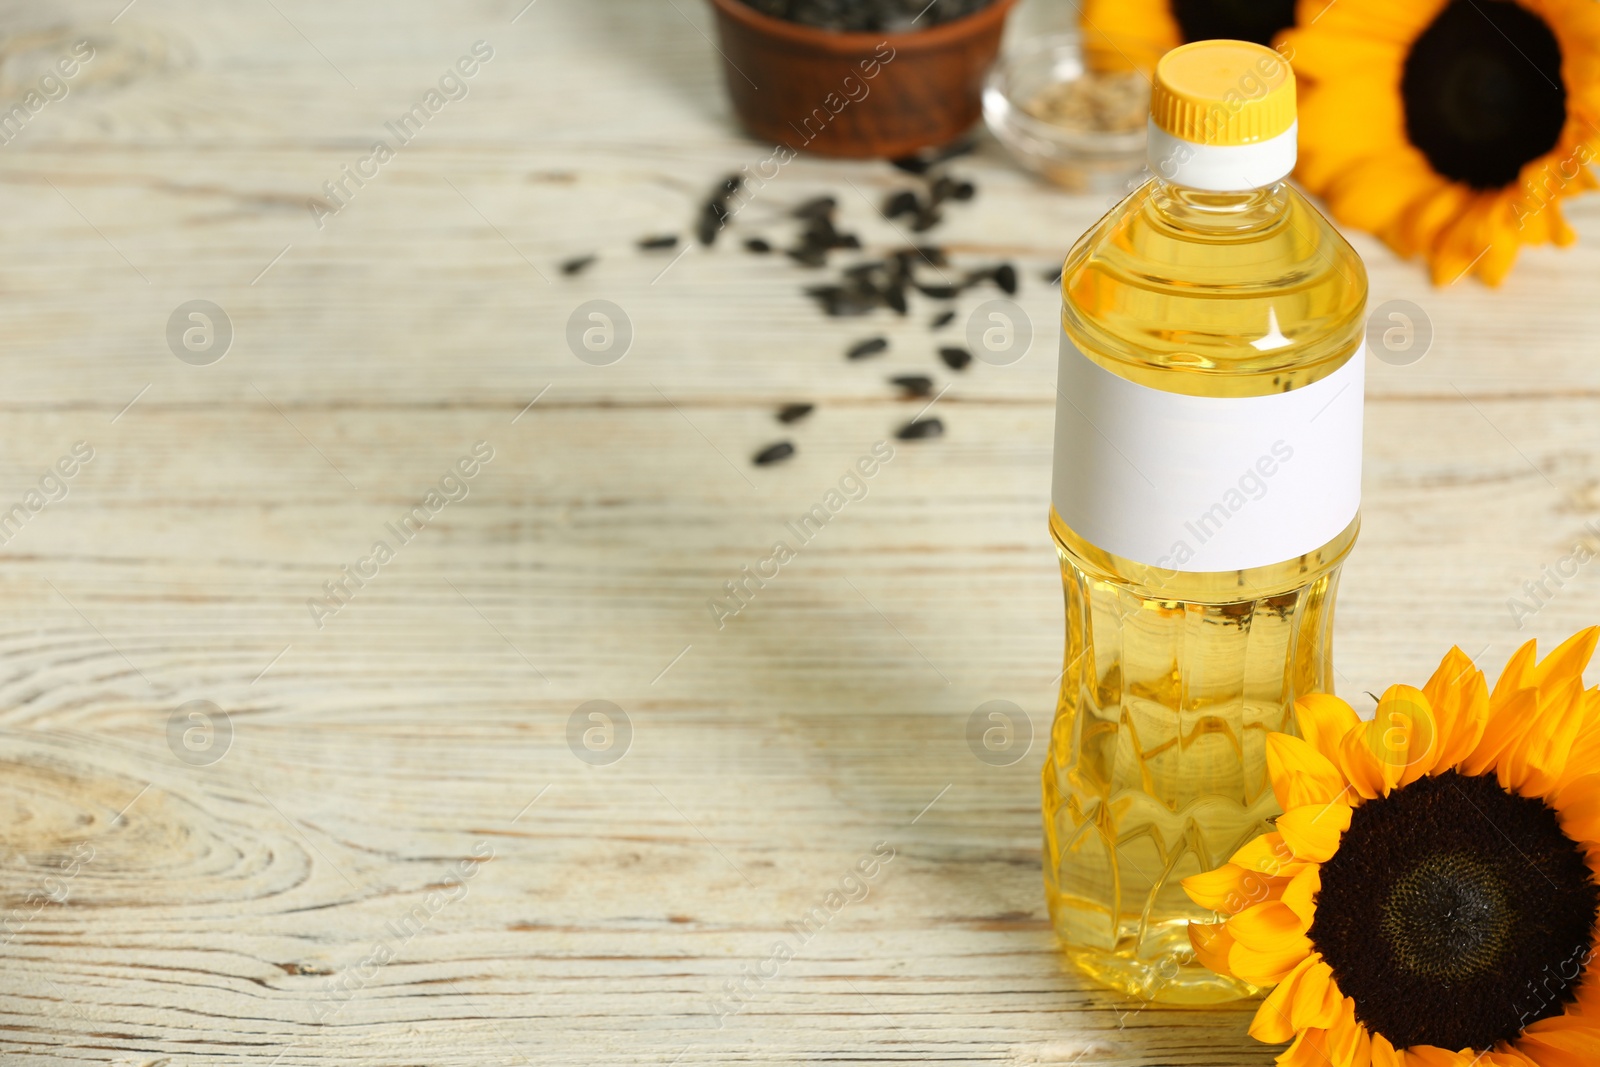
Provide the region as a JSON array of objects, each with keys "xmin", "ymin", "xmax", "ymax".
[{"xmin": 1042, "ymin": 40, "xmax": 1367, "ymax": 1003}]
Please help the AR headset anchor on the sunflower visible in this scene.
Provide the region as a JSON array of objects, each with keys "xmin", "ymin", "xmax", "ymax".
[
  {"xmin": 1283, "ymin": 0, "xmax": 1600, "ymax": 285},
  {"xmin": 1185, "ymin": 629, "xmax": 1600, "ymax": 1066},
  {"xmin": 1079, "ymin": 0, "xmax": 1298, "ymax": 72}
]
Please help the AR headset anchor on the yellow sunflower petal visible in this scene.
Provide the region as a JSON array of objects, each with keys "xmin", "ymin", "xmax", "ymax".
[
  {"xmin": 1330, "ymin": 997, "xmax": 1376, "ymax": 1067},
  {"xmin": 1297, "ymin": 693, "xmax": 1362, "ymax": 763},
  {"xmin": 1513, "ymin": 1028, "xmax": 1600, "ymax": 1067},
  {"xmin": 1365, "ymin": 685, "xmax": 1440, "ymax": 790},
  {"xmin": 1229, "ymin": 936, "xmax": 1314, "ymax": 987},
  {"xmin": 1231, "ymin": 832, "xmax": 1311, "ymax": 879},
  {"xmin": 1277, "ymin": 801, "xmax": 1352, "ymax": 863},
  {"xmin": 1553, "ymin": 771, "xmax": 1600, "ymax": 842},
  {"xmin": 1404, "ymin": 1047, "xmax": 1472, "ymax": 1067},
  {"xmin": 1338, "ymin": 724, "xmax": 1388, "ymax": 800},
  {"xmin": 1534, "ymin": 626, "xmax": 1600, "ymax": 686},
  {"xmin": 1183, "ymin": 862, "xmax": 1289, "ymax": 915},
  {"xmin": 1369, "ymin": 1029, "xmax": 1406, "ymax": 1067},
  {"xmin": 1229, "ymin": 900, "xmax": 1311, "ymax": 953},
  {"xmin": 1188, "ymin": 919, "xmax": 1237, "ymax": 977},
  {"xmin": 1421, "ymin": 646, "xmax": 1489, "ymax": 772},
  {"xmin": 1277, "ymin": 1027, "xmax": 1333, "ymax": 1067},
  {"xmin": 1290, "ymin": 957, "xmax": 1343, "ymax": 1032},
  {"xmin": 1492, "ymin": 639, "xmax": 1542, "ymax": 705},
  {"xmin": 1461, "ymin": 686, "xmax": 1540, "ymax": 778},
  {"xmin": 1502, "ymin": 674, "xmax": 1587, "ymax": 796},
  {"xmin": 1252, "ymin": 953, "xmax": 1322, "ymax": 1043},
  {"xmin": 1268, "ymin": 732, "xmax": 1347, "ymax": 809},
  {"xmin": 1280, "ymin": 865, "xmax": 1321, "ymax": 927}
]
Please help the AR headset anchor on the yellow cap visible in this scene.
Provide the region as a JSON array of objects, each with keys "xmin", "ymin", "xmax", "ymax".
[{"xmin": 1150, "ymin": 40, "xmax": 1296, "ymax": 146}]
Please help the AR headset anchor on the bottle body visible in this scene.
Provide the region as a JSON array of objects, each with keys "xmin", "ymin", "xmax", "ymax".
[{"xmin": 1042, "ymin": 174, "xmax": 1367, "ymax": 1002}]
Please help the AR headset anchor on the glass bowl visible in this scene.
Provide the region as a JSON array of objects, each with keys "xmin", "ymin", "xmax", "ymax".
[{"xmin": 983, "ymin": 34, "xmax": 1149, "ymax": 193}]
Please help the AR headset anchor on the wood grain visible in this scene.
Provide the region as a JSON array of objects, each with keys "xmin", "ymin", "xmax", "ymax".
[{"xmin": 1, "ymin": 0, "xmax": 1599, "ymax": 1063}]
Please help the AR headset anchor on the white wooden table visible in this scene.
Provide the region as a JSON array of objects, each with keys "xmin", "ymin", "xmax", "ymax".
[{"xmin": 3, "ymin": 0, "xmax": 1598, "ymax": 1063}]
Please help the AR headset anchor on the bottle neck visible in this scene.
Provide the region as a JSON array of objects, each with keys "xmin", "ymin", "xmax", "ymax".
[{"xmin": 1146, "ymin": 179, "xmax": 1293, "ymax": 235}]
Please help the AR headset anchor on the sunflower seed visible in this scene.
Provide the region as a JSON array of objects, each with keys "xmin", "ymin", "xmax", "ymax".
[
  {"xmin": 754, "ymin": 441, "xmax": 797, "ymax": 465},
  {"xmin": 848, "ymin": 336, "xmax": 890, "ymax": 360},
  {"xmin": 952, "ymin": 180, "xmax": 976, "ymax": 201},
  {"xmin": 1043, "ymin": 265, "xmax": 1063, "ymax": 284},
  {"xmin": 745, "ymin": 237, "xmax": 773, "ymax": 253},
  {"xmin": 883, "ymin": 283, "xmax": 908, "ymax": 315},
  {"xmin": 931, "ymin": 309, "xmax": 955, "ymax": 329},
  {"xmin": 939, "ymin": 346, "xmax": 973, "ymax": 370},
  {"xmin": 915, "ymin": 245, "xmax": 949, "ymax": 267},
  {"xmin": 994, "ymin": 263, "xmax": 1018, "ymax": 294},
  {"xmin": 777, "ymin": 403, "xmax": 815, "ymax": 423},
  {"xmin": 561, "ymin": 254, "xmax": 597, "ymax": 276},
  {"xmin": 930, "ymin": 175, "xmax": 956, "ymax": 205},
  {"xmin": 789, "ymin": 247, "xmax": 829, "ymax": 268},
  {"xmin": 917, "ymin": 283, "xmax": 961, "ymax": 299},
  {"xmin": 794, "ymin": 195, "xmax": 837, "ymax": 220},
  {"xmin": 896, "ymin": 417, "xmax": 944, "ymax": 440},
  {"xmin": 911, "ymin": 206, "xmax": 943, "ymax": 232},
  {"xmin": 891, "ymin": 374, "xmax": 933, "ymax": 397},
  {"xmin": 638, "ymin": 234, "xmax": 679, "ymax": 250},
  {"xmin": 885, "ymin": 190, "xmax": 920, "ymax": 218}
]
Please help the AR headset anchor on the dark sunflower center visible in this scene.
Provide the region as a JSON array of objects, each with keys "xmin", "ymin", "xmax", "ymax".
[
  {"xmin": 1310, "ymin": 771, "xmax": 1599, "ymax": 1052},
  {"xmin": 1400, "ymin": 0, "xmax": 1567, "ymax": 189},
  {"xmin": 1170, "ymin": 0, "xmax": 1297, "ymax": 49}
]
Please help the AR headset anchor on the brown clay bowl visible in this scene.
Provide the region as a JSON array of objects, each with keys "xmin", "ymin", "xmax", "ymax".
[{"xmin": 705, "ymin": 0, "xmax": 1017, "ymax": 159}]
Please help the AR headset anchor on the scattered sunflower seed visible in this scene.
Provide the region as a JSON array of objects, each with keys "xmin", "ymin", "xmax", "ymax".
[
  {"xmin": 561, "ymin": 254, "xmax": 596, "ymax": 276},
  {"xmin": 1043, "ymin": 265, "xmax": 1064, "ymax": 284},
  {"xmin": 885, "ymin": 190, "xmax": 920, "ymax": 218},
  {"xmin": 994, "ymin": 263, "xmax": 1018, "ymax": 294},
  {"xmin": 638, "ymin": 234, "xmax": 679, "ymax": 250},
  {"xmin": 848, "ymin": 336, "xmax": 890, "ymax": 360},
  {"xmin": 891, "ymin": 374, "xmax": 934, "ymax": 397},
  {"xmin": 754, "ymin": 440, "xmax": 797, "ymax": 465},
  {"xmin": 745, "ymin": 237, "xmax": 773, "ymax": 253},
  {"xmin": 777, "ymin": 402, "xmax": 815, "ymax": 423},
  {"xmin": 939, "ymin": 346, "xmax": 973, "ymax": 370},
  {"xmin": 794, "ymin": 195, "xmax": 838, "ymax": 220},
  {"xmin": 931, "ymin": 309, "xmax": 955, "ymax": 329},
  {"xmin": 917, "ymin": 283, "xmax": 962, "ymax": 300},
  {"xmin": 896, "ymin": 417, "xmax": 945, "ymax": 440},
  {"xmin": 953, "ymin": 180, "xmax": 976, "ymax": 201}
]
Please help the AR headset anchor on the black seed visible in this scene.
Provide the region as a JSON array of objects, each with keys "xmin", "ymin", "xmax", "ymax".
[
  {"xmin": 911, "ymin": 207, "xmax": 943, "ymax": 232},
  {"xmin": 638, "ymin": 234, "xmax": 679, "ymax": 250},
  {"xmin": 848, "ymin": 336, "xmax": 889, "ymax": 360},
  {"xmin": 794, "ymin": 195, "xmax": 837, "ymax": 220},
  {"xmin": 745, "ymin": 237, "xmax": 772, "ymax": 253},
  {"xmin": 721, "ymin": 174, "xmax": 743, "ymax": 196},
  {"xmin": 917, "ymin": 283, "xmax": 961, "ymax": 300},
  {"xmin": 1043, "ymin": 265, "xmax": 1063, "ymax": 284},
  {"xmin": 806, "ymin": 284, "xmax": 877, "ymax": 316},
  {"xmin": 915, "ymin": 245, "xmax": 949, "ymax": 267},
  {"xmin": 697, "ymin": 202, "xmax": 725, "ymax": 245},
  {"xmin": 753, "ymin": 441, "xmax": 796, "ymax": 465},
  {"xmin": 883, "ymin": 284, "xmax": 908, "ymax": 315},
  {"xmin": 939, "ymin": 346, "xmax": 973, "ymax": 370},
  {"xmin": 561, "ymin": 254, "xmax": 596, "ymax": 276},
  {"xmin": 1311, "ymin": 770, "xmax": 1600, "ymax": 1052},
  {"xmin": 929, "ymin": 175, "xmax": 956, "ymax": 205},
  {"xmin": 788, "ymin": 247, "xmax": 829, "ymax": 268},
  {"xmin": 952, "ymin": 180, "xmax": 976, "ymax": 201},
  {"xmin": 931, "ymin": 309, "xmax": 955, "ymax": 329},
  {"xmin": 896, "ymin": 417, "xmax": 944, "ymax": 440},
  {"xmin": 835, "ymin": 233, "xmax": 861, "ymax": 249},
  {"xmin": 890, "ymin": 154, "xmax": 931, "ymax": 175},
  {"xmin": 994, "ymin": 263, "xmax": 1018, "ymax": 294},
  {"xmin": 777, "ymin": 402, "xmax": 814, "ymax": 423},
  {"xmin": 890, "ymin": 374, "xmax": 933, "ymax": 397},
  {"xmin": 885, "ymin": 190, "xmax": 920, "ymax": 218}
]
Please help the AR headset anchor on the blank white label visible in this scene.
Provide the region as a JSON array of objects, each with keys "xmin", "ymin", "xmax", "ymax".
[{"xmin": 1052, "ymin": 339, "xmax": 1364, "ymax": 572}]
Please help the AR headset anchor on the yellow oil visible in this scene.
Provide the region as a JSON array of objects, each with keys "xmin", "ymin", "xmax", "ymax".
[{"xmin": 1043, "ymin": 177, "xmax": 1367, "ymax": 1003}]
